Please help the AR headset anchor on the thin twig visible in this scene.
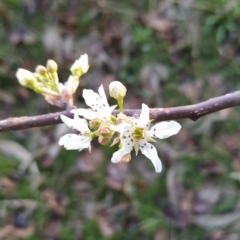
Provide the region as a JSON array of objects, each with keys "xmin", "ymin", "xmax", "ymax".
[{"xmin": 0, "ymin": 91, "xmax": 240, "ymax": 133}]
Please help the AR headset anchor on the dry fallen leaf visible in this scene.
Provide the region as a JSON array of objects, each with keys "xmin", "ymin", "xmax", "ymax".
[
  {"xmin": 76, "ymin": 147, "xmax": 104, "ymax": 173},
  {"xmin": 96, "ymin": 203, "xmax": 129, "ymax": 237},
  {"xmin": 154, "ymin": 230, "xmax": 170, "ymax": 240},
  {"xmin": 12, "ymin": 224, "xmax": 35, "ymax": 239},
  {"xmin": 106, "ymin": 162, "xmax": 129, "ymax": 191},
  {"xmin": 96, "ymin": 213, "xmax": 115, "ymax": 237},
  {"xmin": 0, "ymin": 223, "xmax": 35, "ymax": 239},
  {"xmin": 192, "ymin": 212, "xmax": 240, "ymax": 229},
  {"xmin": 0, "ymin": 225, "xmax": 14, "ymax": 239},
  {"xmin": 42, "ymin": 190, "xmax": 68, "ymax": 216},
  {"xmin": 43, "ymin": 220, "xmax": 62, "ymax": 239},
  {"xmin": 141, "ymin": 12, "xmax": 174, "ymax": 33},
  {"xmin": 0, "ymin": 177, "xmax": 17, "ymax": 194}
]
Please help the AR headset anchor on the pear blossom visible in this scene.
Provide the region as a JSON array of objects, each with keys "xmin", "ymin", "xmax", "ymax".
[
  {"xmin": 16, "ymin": 69, "xmax": 36, "ymax": 86},
  {"xmin": 109, "ymin": 81, "xmax": 126, "ymax": 113},
  {"xmin": 110, "ymin": 104, "xmax": 181, "ymax": 172},
  {"xmin": 16, "ymin": 69, "xmax": 42, "ymax": 93},
  {"xmin": 109, "ymin": 81, "xmax": 127, "ymax": 99},
  {"xmin": 83, "ymin": 84, "xmax": 109, "ymax": 110},
  {"xmin": 70, "ymin": 54, "xmax": 89, "ymax": 77},
  {"xmin": 46, "ymin": 59, "xmax": 58, "ymax": 71},
  {"xmin": 59, "ymin": 114, "xmax": 92, "ymax": 151},
  {"xmin": 16, "ymin": 54, "xmax": 90, "ymax": 107},
  {"xmin": 71, "ymin": 85, "xmax": 116, "ymax": 121}
]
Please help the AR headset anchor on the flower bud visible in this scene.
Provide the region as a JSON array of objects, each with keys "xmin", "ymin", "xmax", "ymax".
[
  {"xmin": 116, "ymin": 113, "xmax": 129, "ymax": 125},
  {"xmin": 98, "ymin": 135, "xmax": 111, "ymax": 146},
  {"xmin": 35, "ymin": 65, "xmax": 47, "ymax": 75},
  {"xmin": 109, "ymin": 81, "xmax": 126, "ymax": 100},
  {"xmin": 16, "ymin": 69, "xmax": 42, "ymax": 93},
  {"xmin": 16, "ymin": 69, "xmax": 35, "ymax": 86},
  {"xmin": 45, "ymin": 60, "xmax": 59, "ymax": 86},
  {"xmin": 35, "ymin": 66, "xmax": 50, "ymax": 87},
  {"xmin": 89, "ymin": 119, "xmax": 102, "ymax": 130},
  {"xmin": 46, "ymin": 59, "xmax": 58, "ymax": 72},
  {"xmin": 98, "ymin": 123, "xmax": 111, "ymax": 136},
  {"xmin": 120, "ymin": 153, "xmax": 131, "ymax": 163},
  {"xmin": 70, "ymin": 54, "xmax": 89, "ymax": 78}
]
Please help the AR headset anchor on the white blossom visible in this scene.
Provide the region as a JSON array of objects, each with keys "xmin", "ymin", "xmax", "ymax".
[
  {"xmin": 71, "ymin": 85, "xmax": 116, "ymax": 120},
  {"xmin": 83, "ymin": 85, "xmax": 109, "ymax": 110},
  {"xmin": 59, "ymin": 114, "xmax": 91, "ymax": 151},
  {"xmin": 16, "ymin": 69, "xmax": 37, "ymax": 86},
  {"xmin": 109, "ymin": 81, "xmax": 127, "ymax": 99},
  {"xmin": 70, "ymin": 54, "xmax": 89, "ymax": 77},
  {"xmin": 110, "ymin": 104, "xmax": 181, "ymax": 172}
]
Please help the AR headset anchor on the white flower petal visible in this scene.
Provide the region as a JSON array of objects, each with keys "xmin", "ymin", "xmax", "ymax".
[
  {"xmin": 137, "ymin": 104, "xmax": 150, "ymax": 127},
  {"xmin": 81, "ymin": 85, "xmax": 111, "ymax": 113},
  {"xmin": 82, "ymin": 89, "xmax": 100, "ymax": 110},
  {"xmin": 97, "ymin": 105, "xmax": 117, "ymax": 119},
  {"xmin": 60, "ymin": 114, "xmax": 76, "ymax": 129},
  {"xmin": 72, "ymin": 105, "xmax": 116, "ymax": 122},
  {"xmin": 16, "ymin": 69, "xmax": 35, "ymax": 86},
  {"xmin": 71, "ymin": 108, "xmax": 99, "ymax": 120},
  {"xmin": 111, "ymin": 122, "xmax": 131, "ymax": 136},
  {"xmin": 60, "ymin": 114, "xmax": 89, "ymax": 133},
  {"xmin": 98, "ymin": 85, "xmax": 108, "ymax": 106},
  {"xmin": 65, "ymin": 76, "xmax": 79, "ymax": 94},
  {"xmin": 71, "ymin": 54, "xmax": 89, "ymax": 74},
  {"xmin": 111, "ymin": 144, "xmax": 133, "ymax": 163},
  {"xmin": 79, "ymin": 54, "xmax": 89, "ymax": 73},
  {"xmin": 58, "ymin": 83, "xmax": 64, "ymax": 93},
  {"xmin": 149, "ymin": 120, "xmax": 181, "ymax": 139},
  {"xmin": 59, "ymin": 134, "xmax": 91, "ymax": 150},
  {"xmin": 139, "ymin": 140, "xmax": 162, "ymax": 173},
  {"xmin": 73, "ymin": 114, "xmax": 90, "ymax": 132}
]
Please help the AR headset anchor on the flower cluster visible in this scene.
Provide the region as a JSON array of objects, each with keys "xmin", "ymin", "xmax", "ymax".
[
  {"xmin": 59, "ymin": 81, "xmax": 181, "ymax": 173},
  {"xmin": 16, "ymin": 53, "xmax": 181, "ymax": 173},
  {"xmin": 16, "ymin": 54, "xmax": 89, "ymax": 107}
]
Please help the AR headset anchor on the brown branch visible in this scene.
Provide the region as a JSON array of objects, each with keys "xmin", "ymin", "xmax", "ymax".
[{"xmin": 0, "ymin": 91, "xmax": 240, "ymax": 133}]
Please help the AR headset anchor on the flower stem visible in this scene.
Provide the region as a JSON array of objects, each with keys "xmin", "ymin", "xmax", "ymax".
[{"xmin": 118, "ymin": 97, "xmax": 124, "ymax": 113}]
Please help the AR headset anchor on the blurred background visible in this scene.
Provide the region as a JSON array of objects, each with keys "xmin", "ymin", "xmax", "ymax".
[{"xmin": 1, "ymin": 0, "xmax": 240, "ymax": 239}]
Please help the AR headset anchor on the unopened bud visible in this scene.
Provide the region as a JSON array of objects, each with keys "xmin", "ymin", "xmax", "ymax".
[
  {"xmin": 98, "ymin": 135, "xmax": 111, "ymax": 146},
  {"xmin": 35, "ymin": 65, "xmax": 47, "ymax": 75},
  {"xmin": 46, "ymin": 59, "xmax": 58, "ymax": 72},
  {"xmin": 16, "ymin": 69, "xmax": 35, "ymax": 86},
  {"xmin": 120, "ymin": 153, "xmax": 131, "ymax": 163},
  {"xmin": 116, "ymin": 113, "xmax": 129, "ymax": 125},
  {"xmin": 16, "ymin": 68, "xmax": 42, "ymax": 93},
  {"xmin": 45, "ymin": 60, "xmax": 59, "ymax": 86},
  {"xmin": 109, "ymin": 81, "xmax": 126, "ymax": 100},
  {"xmin": 109, "ymin": 81, "xmax": 126, "ymax": 112},
  {"xmin": 89, "ymin": 119, "xmax": 102, "ymax": 130},
  {"xmin": 98, "ymin": 123, "xmax": 111, "ymax": 136},
  {"xmin": 70, "ymin": 54, "xmax": 89, "ymax": 78}
]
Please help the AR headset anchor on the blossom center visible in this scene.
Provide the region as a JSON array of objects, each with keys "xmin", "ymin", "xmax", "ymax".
[{"xmin": 133, "ymin": 127, "xmax": 144, "ymax": 141}]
